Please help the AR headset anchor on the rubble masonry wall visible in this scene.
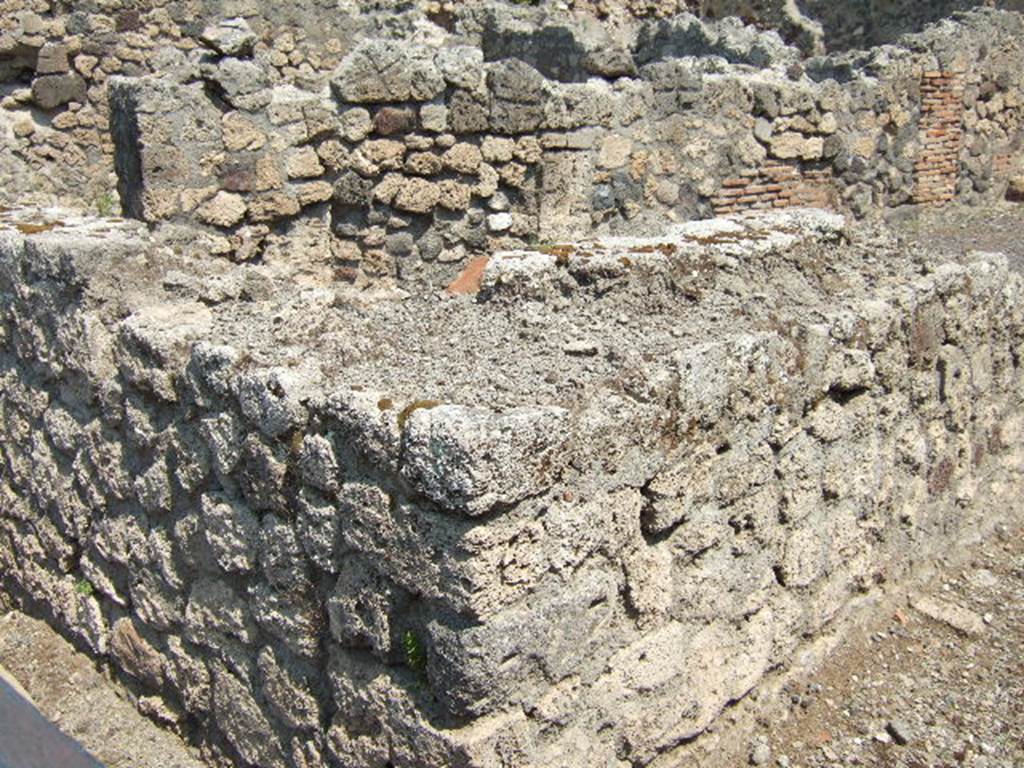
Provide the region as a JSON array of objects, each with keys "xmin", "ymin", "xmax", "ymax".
[{"xmin": 1, "ymin": 208, "xmax": 1023, "ymax": 767}]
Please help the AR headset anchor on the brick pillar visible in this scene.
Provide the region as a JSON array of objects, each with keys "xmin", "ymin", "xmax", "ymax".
[{"xmin": 913, "ymin": 71, "xmax": 964, "ymax": 205}]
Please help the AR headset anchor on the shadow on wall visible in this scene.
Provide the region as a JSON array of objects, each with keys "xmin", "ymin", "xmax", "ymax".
[{"xmin": 797, "ymin": 0, "xmax": 1024, "ymax": 53}]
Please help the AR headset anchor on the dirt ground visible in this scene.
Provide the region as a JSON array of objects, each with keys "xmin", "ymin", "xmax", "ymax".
[
  {"xmin": 0, "ymin": 612, "xmax": 207, "ymax": 768},
  {"xmin": 888, "ymin": 200, "xmax": 1024, "ymax": 274},
  {"xmin": 0, "ymin": 201, "xmax": 1022, "ymax": 768},
  {"xmin": 732, "ymin": 522, "xmax": 1024, "ymax": 768}
]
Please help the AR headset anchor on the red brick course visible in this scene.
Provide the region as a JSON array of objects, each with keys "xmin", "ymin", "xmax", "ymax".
[{"xmin": 711, "ymin": 163, "xmax": 834, "ymax": 216}]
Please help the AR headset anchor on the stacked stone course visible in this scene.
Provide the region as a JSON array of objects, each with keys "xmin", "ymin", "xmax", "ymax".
[
  {"xmin": 1, "ymin": 3, "xmax": 1024, "ymax": 768},
  {"xmin": 92, "ymin": 7, "xmax": 1023, "ymax": 287},
  {"xmin": 3, "ymin": 3, "xmax": 1024, "ymax": 289}
]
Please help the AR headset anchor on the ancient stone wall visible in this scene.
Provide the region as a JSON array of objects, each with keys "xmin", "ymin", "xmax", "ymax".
[
  {"xmin": 2, "ymin": 4, "xmax": 1023, "ymax": 285},
  {"xmin": 75, "ymin": 7, "xmax": 1021, "ymax": 288},
  {"xmin": 1, "ymin": 206, "xmax": 1023, "ymax": 767}
]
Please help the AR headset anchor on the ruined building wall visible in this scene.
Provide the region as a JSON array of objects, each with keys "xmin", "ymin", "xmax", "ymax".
[
  {"xmin": 1, "ymin": 208, "xmax": 1023, "ymax": 768},
  {"xmin": 3, "ymin": 2, "xmax": 1023, "ymax": 241},
  {"xmin": 96, "ymin": 7, "xmax": 1024, "ymax": 288}
]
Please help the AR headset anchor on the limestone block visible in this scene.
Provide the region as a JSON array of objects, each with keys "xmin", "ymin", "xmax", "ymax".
[
  {"xmin": 196, "ymin": 191, "xmax": 247, "ymax": 227},
  {"xmin": 435, "ymin": 45, "xmax": 485, "ymax": 90},
  {"xmin": 426, "ymin": 567, "xmax": 617, "ymax": 717},
  {"xmin": 361, "ymin": 138, "xmax": 406, "ymax": 169},
  {"xmin": 597, "ymin": 134, "xmax": 633, "ymax": 169},
  {"xmin": 201, "ymin": 493, "xmax": 258, "ymax": 573},
  {"xmin": 420, "ymin": 103, "xmax": 448, "ymax": 133},
  {"xmin": 405, "ymin": 151, "xmax": 443, "ymax": 176},
  {"xmin": 208, "ymin": 58, "xmax": 268, "ymax": 104},
  {"xmin": 35, "ymin": 42, "xmax": 70, "ymax": 74},
  {"xmin": 327, "ymin": 555, "xmax": 407, "ymax": 659},
  {"xmin": 184, "ymin": 579, "xmax": 258, "ymax": 649},
  {"xmin": 769, "ymin": 131, "xmax": 825, "ymax": 160},
  {"xmin": 285, "ymin": 146, "xmax": 325, "ymax": 179},
  {"xmin": 257, "ymin": 647, "xmax": 322, "ymax": 733},
  {"xmin": 481, "ymin": 136, "xmax": 515, "ymax": 163},
  {"xmin": 249, "ymin": 581, "xmax": 322, "ymax": 659},
  {"xmin": 31, "ymin": 72, "xmax": 85, "ymax": 109},
  {"xmin": 212, "ymin": 666, "xmax": 286, "ymax": 767},
  {"xmin": 339, "ymin": 107, "xmax": 372, "ymax": 142},
  {"xmin": 294, "ymin": 490, "xmax": 343, "ymax": 573},
  {"xmin": 402, "ymin": 405, "xmax": 570, "ymax": 516},
  {"xmin": 393, "ymin": 177, "xmax": 439, "ymax": 214},
  {"xmin": 442, "ymin": 143, "xmax": 483, "ymax": 174},
  {"xmin": 200, "ymin": 18, "xmax": 256, "ymax": 57},
  {"xmin": 330, "ymin": 41, "xmax": 444, "ymax": 103},
  {"xmin": 221, "ymin": 111, "xmax": 265, "ymax": 151}
]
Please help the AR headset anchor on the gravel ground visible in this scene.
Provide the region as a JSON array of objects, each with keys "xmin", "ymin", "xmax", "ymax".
[
  {"xmin": 889, "ymin": 201, "xmax": 1024, "ymax": 274},
  {"xmin": 736, "ymin": 522, "xmax": 1024, "ymax": 768}
]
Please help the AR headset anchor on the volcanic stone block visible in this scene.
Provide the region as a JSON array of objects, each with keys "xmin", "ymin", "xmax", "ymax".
[
  {"xmin": 31, "ymin": 72, "xmax": 85, "ymax": 109},
  {"xmin": 330, "ymin": 40, "xmax": 445, "ymax": 104}
]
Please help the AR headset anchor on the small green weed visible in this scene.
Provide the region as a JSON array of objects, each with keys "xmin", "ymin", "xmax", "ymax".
[
  {"xmin": 403, "ymin": 630, "xmax": 428, "ymax": 675},
  {"xmin": 95, "ymin": 191, "xmax": 118, "ymax": 218},
  {"xmin": 74, "ymin": 578, "xmax": 94, "ymax": 597}
]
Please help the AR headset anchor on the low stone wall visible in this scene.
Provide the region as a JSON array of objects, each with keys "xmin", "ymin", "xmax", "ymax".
[{"xmin": 1, "ymin": 205, "xmax": 1022, "ymax": 767}]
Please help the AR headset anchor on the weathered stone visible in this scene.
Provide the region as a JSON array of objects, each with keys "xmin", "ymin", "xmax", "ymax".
[
  {"xmin": 437, "ymin": 179, "xmax": 473, "ymax": 211},
  {"xmin": 481, "ymin": 136, "xmax": 515, "ymax": 163},
  {"xmin": 402, "ymin": 405, "xmax": 571, "ymax": 516},
  {"xmin": 196, "ymin": 191, "xmax": 247, "ymax": 228},
  {"xmin": 393, "ymin": 177, "xmax": 439, "ymax": 214},
  {"xmin": 294, "ymin": 181, "xmax": 334, "ymax": 206},
  {"xmin": 32, "ymin": 72, "xmax": 86, "ymax": 109},
  {"xmin": 208, "ymin": 58, "xmax": 267, "ymax": 105},
  {"xmin": 331, "ymin": 41, "xmax": 444, "ymax": 104},
  {"xmin": 769, "ymin": 131, "xmax": 825, "ymax": 160},
  {"xmin": 222, "ymin": 112, "xmax": 265, "ymax": 151},
  {"xmin": 405, "ymin": 151, "xmax": 443, "ymax": 176},
  {"xmin": 36, "ymin": 42, "xmax": 70, "ymax": 74},
  {"xmin": 1008, "ymin": 176, "xmax": 1024, "ymax": 202},
  {"xmin": 184, "ymin": 579, "xmax": 257, "ymax": 649},
  {"xmin": 339, "ymin": 107, "xmax": 372, "ymax": 142},
  {"xmin": 436, "ymin": 45, "xmax": 485, "ymax": 89},
  {"xmin": 597, "ymin": 134, "xmax": 633, "ymax": 169},
  {"xmin": 419, "ymin": 103, "xmax": 448, "ymax": 133},
  {"xmin": 487, "ymin": 211, "xmax": 513, "ymax": 232},
  {"xmin": 448, "ymin": 89, "xmax": 490, "ymax": 133},
  {"xmin": 285, "ymin": 146, "xmax": 325, "ymax": 179},
  {"xmin": 200, "ymin": 18, "xmax": 257, "ymax": 57},
  {"xmin": 373, "ymin": 106, "xmax": 415, "ymax": 136},
  {"xmin": 442, "ymin": 143, "xmax": 483, "ymax": 174},
  {"xmin": 202, "ymin": 493, "xmax": 259, "ymax": 573},
  {"xmin": 213, "ymin": 665, "xmax": 286, "ymax": 767},
  {"xmin": 361, "ymin": 139, "xmax": 405, "ymax": 170},
  {"xmin": 247, "ymin": 191, "xmax": 301, "ymax": 222},
  {"xmin": 257, "ymin": 646, "xmax": 321, "ymax": 732},
  {"xmin": 110, "ymin": 617, "xmax": 164, "ymax": 688}
]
